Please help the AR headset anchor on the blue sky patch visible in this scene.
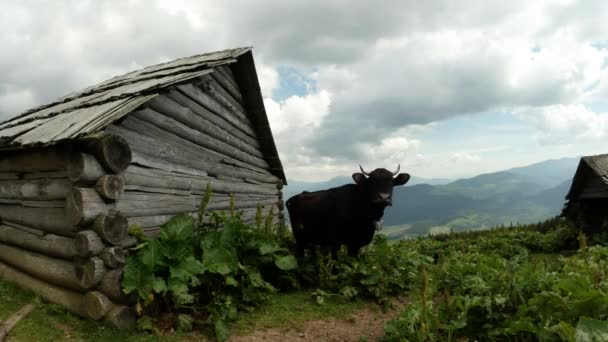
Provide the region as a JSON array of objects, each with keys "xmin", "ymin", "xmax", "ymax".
[{"xmin": 272, "ymin": 66, "xmax": 317, "ymax": 101}]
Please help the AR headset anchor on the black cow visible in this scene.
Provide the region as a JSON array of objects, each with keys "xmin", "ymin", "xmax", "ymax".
[{"xmin": 286, "ymin": 165, "xmax": 410, "ymax": 256}]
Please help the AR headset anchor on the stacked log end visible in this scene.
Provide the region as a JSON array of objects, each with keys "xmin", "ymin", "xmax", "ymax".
[
  {"xmin": 0, "ymin": 63, "xmax": 286, "ymax": 331},
  {"xmin": 0, "ymin": 143, "xmax": 135, "ymax": 329}
]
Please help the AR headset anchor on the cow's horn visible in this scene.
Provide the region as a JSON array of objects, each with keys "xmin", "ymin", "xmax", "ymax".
[
  {"xmin": 359, "ymin": 165, "xmax": 370, "ymax": 176},
  {"xmin": 392, "ymin": 164, "xmax": 401, "ymax": 176}
]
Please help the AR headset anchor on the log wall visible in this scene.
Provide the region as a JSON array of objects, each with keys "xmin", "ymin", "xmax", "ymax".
[{"xmin": 0, "ymin": 63, "xmax": 285, "ymax": 330}]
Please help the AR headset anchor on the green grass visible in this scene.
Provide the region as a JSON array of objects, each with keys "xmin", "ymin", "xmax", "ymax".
[
  {"xmin": 0, "ymin": 279, "xmax": 366, "ymax": 341},
  {"xmin": 231, "ymin": 291, "xmax": 366, "ymax": 334},
  {"xmin": 0, "ymin": 280, "xmax": 184, "ymax": 341}
]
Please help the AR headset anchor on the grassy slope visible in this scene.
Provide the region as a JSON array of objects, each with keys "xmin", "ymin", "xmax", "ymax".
[{"xmin": 0, "ymin": 280, "xmax": 365, "ymax": 341}]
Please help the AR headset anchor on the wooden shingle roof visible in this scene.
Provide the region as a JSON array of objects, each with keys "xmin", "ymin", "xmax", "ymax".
[
  {"xmin": 0, "ymin": 47, "xmax": 250, "ymax": 148},
  {"xmin": 565, "ymin": 153, "xmax": 608, "ymax": 201},
  {"xmin": 0, "ymin": 46, "xmax": 286, "ymax": 183}
]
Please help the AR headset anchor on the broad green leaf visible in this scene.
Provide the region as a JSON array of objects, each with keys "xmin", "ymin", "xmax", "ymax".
[
  {"xmin": 203, "ymin": 247, "xmax": 237, "ymax": 275},
  {"xmin": 151, "ymin": 278, "xmax": 167, "ymax": 293},
  {"xmin": 225, "ymin": 276, "xmax": 239, "ymax": 287},
  {"xmin": 576, "ymin": 317, "xmax": 608, "ymax": 342},
  {"xmin": 214, "ymin": 318, "xmax": 231, "ymax": 342},
  {"xmin": 274, "ymin": 255, "xmax": 298, "ymax": 271},
  {"xmin": 259, "ymin": 241, "xmax": 284, "ymax": 255},
  {"xmin": 141, "ymin": 239, "xmax": 163, "ymax": 270},
  {"xmin": 170, "ymin": 257, "xmax": 203, "ymax": 284},
  {"xmin": 160, "ymin": 214, "xmax": 194, "ymax": 242},
  {"xmin": 167, "ymin": 278, "xmax": 194, "ymax": 306},
  {"xmin": 122, "ymin": 257, "xmax": 154, "ymax": 296}
]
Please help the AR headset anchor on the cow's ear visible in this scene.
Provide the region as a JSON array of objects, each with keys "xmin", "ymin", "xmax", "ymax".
[
  {"xmin": 352, "ymin": 173, "xmax": 366, "ymax": 184},
  {"xmin": 393, "ymin": 173, "xmax": 410, "ymax": 186}
]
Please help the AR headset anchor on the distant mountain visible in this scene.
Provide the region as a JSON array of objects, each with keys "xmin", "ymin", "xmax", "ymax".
[
  {"xmin": 507, "ymin": 157, "xmax": 579, "ymax": 189},
  {"xmin": 282, "ymin": 157, "xmax": 579, "ymax": 239}
]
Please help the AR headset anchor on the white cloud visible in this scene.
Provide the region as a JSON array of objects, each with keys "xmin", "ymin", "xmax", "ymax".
[
  {"xmin": 450, "ymin": 152, "xmax": 481, "ymax": 163},
  {"xmin": 513, "ymin": 104, "xmax": 608, "ymax": 144},
  {"xmin": 0, "ymin": 86, "xmax": 36, "ymax": 115},
  {"xmin": 256, "ymin": 61, "xmax": 280, "ymax": 98},
  {"xmin": 1, "ymin": 0, "xmax": 607, "ymax": 180}
]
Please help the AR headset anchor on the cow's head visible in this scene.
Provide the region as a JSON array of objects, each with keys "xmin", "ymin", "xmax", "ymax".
[{"xmin": 352, "ymin": 165, "xmax": 410, "ymax": 206}]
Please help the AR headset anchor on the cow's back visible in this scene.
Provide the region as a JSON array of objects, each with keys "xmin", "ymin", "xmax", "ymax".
[{"xmin": 286, "ymin": 184, "xmax": 362, "ymax": 249}]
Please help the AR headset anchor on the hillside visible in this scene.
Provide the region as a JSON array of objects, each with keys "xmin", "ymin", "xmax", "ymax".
[{"xmin": 283, "ymin": 157, "xmax": 578, "ymax": 238}]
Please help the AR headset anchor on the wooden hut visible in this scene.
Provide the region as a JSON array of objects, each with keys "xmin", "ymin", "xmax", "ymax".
[
  {"xmin": 0, "ymin": 47, "xmax": 286, "ymax": 328},
  {"xmin": 561, "ymin": 153, "xmax": 608, "ymax": 233}
]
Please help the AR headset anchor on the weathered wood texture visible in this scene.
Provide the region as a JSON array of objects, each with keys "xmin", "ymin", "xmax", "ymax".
[
  {"xmin": 79, "ymin": 135, "xmax": 132, "ymax": 173},
  {"xmin": 95, "ymin": 175, "xmax": 125, "ymax": 200},
  {"xmin": 106, "ymin": 125, "xmax": 279, "ymax": 183},
  {"xmin": 84, "ymin": 291, "xmax": 113, "ymax": 320},
  {"xmin": 128, "ymin": 205, "xmax": 281, "ymax": 229},
  {"xmin": 0, "ymin": 206, "xmax": 72, "ymax": 236},
  {"xmin": 67, "ymin": 153, "xmax": 106, "ymax": 183},
  {"xmin": 0, "ymin": 242, "xmax": 84, "ymax": 291},
  {"xmin": 99, "ymin": 247, "xmax": 125, "ymax": 269},
  {"xmin": 0, "ymin": 178, "xmax": 71, "ymax": 200},
  {"xmin": 210, "ymin": 67, "xmax": 243, "ymax": 104},
  {"xmin": 232, "ymin": 53, "xmax": 286, "ymax": 181},
  {"xmin": 0, "ymin": 225, "xmax": 76, "ymax": 259},
  {"xmin": 177, "ymin": 84, "xmax": 257, "ymax": 138},
  {"xmin": 104, "ymin": 305, "xmax": 136, "ymax": 330},
  {"xmin": 75, "ymin": 256, "xmax": 106, "ymax": 289},
  {"xmin": 0, "ymin": 260, "xmax": 88, "ymax": 317},
  {"xmin": 75, "ymin": 230, "xmax": 105, "ymax": 258},
  {"xmin": 166, "ymin": 89, "xmax": 261, "ymax": 151},
  {"xmin": 0, "ymin": 304, "xmax": 35, "ymax": 342},
  {"xmin": 99, "ymin": 269, "xmax": 135, "ymax": 305},
  {"xmin": 132, "ymin": 104, "xmax": 269, "ymax": 169},
  {"xmin": 120, "ymin": 114, "xmax": 268, "ymax": 175},
  {"xmin": 93, "ymin": 210, "xmax": 128, "ymax": 245},
  {"xmin": 66, "ymin": 188, "xmax": 107, "ymax": 227},
  {"xmin": 123, "ymin": 165, "xmax": 279, "ymax": 195},
  {"xmin": 118, "ymin": 192, "xmax": 279, "ymax": 218},
  {"xmin": 147, "ymin": 93, "xmax": 262, "ymax": 158},
  {"xmin": 0, "ymin": 147, "xmax": 70, "ymax": 172}
]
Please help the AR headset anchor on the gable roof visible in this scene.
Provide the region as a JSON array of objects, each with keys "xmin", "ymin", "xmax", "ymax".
[
  {"xmin": 565, "ymin": 153, "xmax": 608, "ymax": 200},
  {"xmin": 0, "ymin": 47, "xmax": 286, "ymax": 183}
]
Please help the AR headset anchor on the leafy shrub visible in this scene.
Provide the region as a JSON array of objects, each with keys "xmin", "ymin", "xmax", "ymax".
[
  {"xmin": 300, "ymin": 235, "xmax": 432, "ymax": 307},
  {"xmin": 123, "ymin": 206, "xmax": 298, "ymax": 341},
  {"xmin": 383, "ymin": 241, "xmax": 608, "ymax": 341}
]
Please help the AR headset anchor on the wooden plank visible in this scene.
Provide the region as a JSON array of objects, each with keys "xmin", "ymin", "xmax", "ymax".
[
  {"xmin": 0, "ymin": 224, "xmax": 76, "ymax": 259},
  {"xmin": 0, "ymin": 147, "xmax": 70, "ymax": 172},
  {"xmin": 0, "ymin": 242, "xmax": 84, "ymax": 291},
  {"xmin": 123, "ymin": 164, "xmax": 280, "ymax": 195},
  {"xmin": 133, "ymin": 105, "xmax": 270, "ymax": 169},
  {"xmin": 149, "ymin": 93, "xmax": 264, "ymax": 158},
  {"xmin": 106, "ymin": 125, "xmax": 279, "ymax": 184},
  {"xmin": 199, "ymin": 75, "xmax": 249, "ymax": 123},
  {"xmin": 177, "ymin": 84, "xmax": 257, "ymax": 139},
  {"xmin": 232, "ymin": 52, "xmax": 287, "ymax": 183},
  {"xmin": 0, "ymin": 260, "xmax": 89, "ymax": 319},
  {"xmin": 167, "ymin": 89, "xmax": 262, "ymax": 151},
  {"xmin": 120, "ymin": 116, "xmax": 270, "ymax": 174},
  {"xmin": 0, "ymin": 206, "xmax": 73, "ymax": 236},
  {"xmin": 0, "ymin": 199, "xmax": 65, "ymax": 208},
  {"xmin": 210, "ymin": 69, "xmax": 243, "ymax": 104},
  {"xmin": 0, "ymin": 304, "xmax": 35, "ymax": 342},
  {"xmin": 0, "ymin": 178, "xmax": 71, "ymax": 201}
]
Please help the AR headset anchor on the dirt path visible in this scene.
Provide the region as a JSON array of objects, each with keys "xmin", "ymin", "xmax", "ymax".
[{"xmin": 229, "ymin": 300, "xmax": 406, "ymax": 342}]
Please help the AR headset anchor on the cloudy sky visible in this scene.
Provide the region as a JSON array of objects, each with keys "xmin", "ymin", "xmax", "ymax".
[{"xmin": 1, "ymin": 0, "xmax": 607, "ymax": 181}]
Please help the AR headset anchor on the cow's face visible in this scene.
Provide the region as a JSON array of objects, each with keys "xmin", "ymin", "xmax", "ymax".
[{"xmin": 352, "ymin": 166, "xmax": 410, "ymax": 206}]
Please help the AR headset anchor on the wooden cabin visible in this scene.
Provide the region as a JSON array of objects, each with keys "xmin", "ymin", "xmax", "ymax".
[
  {"xmin": 561, "ymin": 154, "xmax": 608, "ymax": 233},
  {"xmin": 0, "ymin": 47, "xmax": 286, "ymax": 327}
]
